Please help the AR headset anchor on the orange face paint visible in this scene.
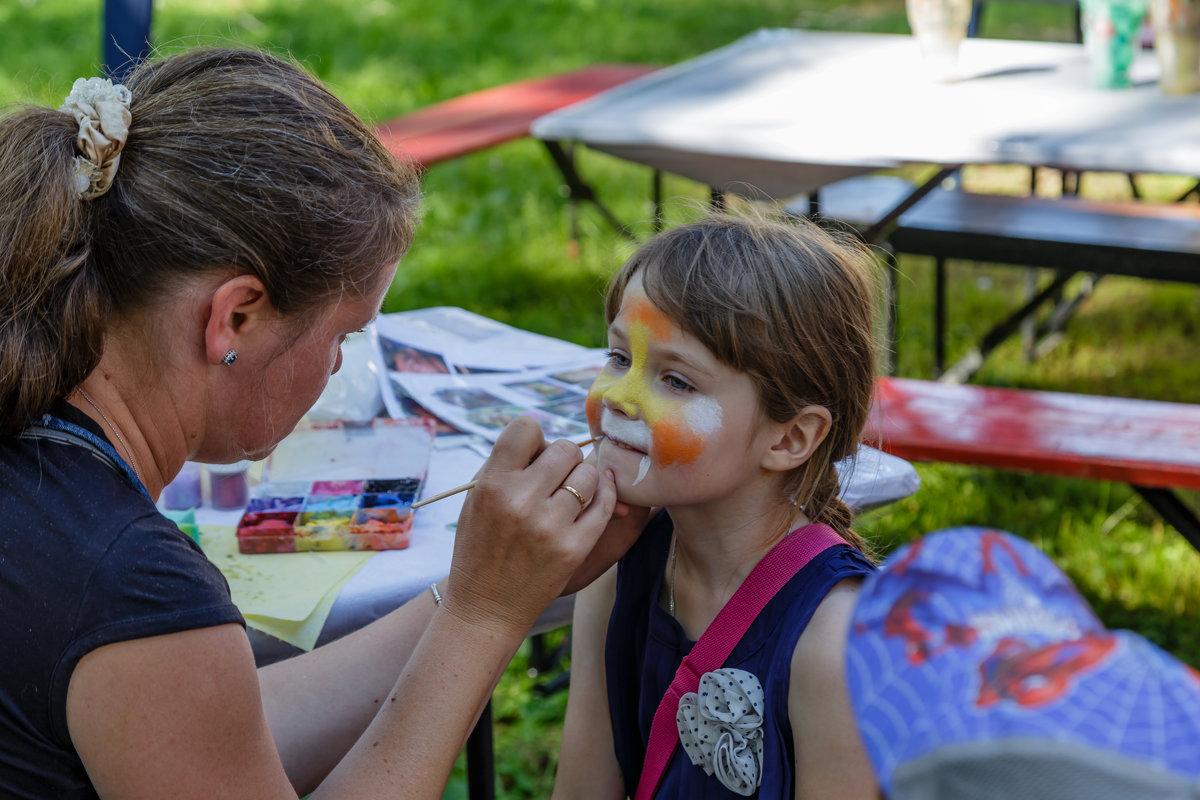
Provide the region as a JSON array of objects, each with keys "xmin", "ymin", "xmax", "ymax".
[
  {"xmin": 649, "ymin": 418, "xmax": 705, "ymax": 467},
  {"xmin": 590, "ymin": 293, "xmax": 718, "ymax": 472},
  {"xmin": 584, "ymin": 393, "xmax": 603, "ymax": 431},
  {"xmin": 626, "ymin": 294, "xmax": 674, "ymax": 342}
]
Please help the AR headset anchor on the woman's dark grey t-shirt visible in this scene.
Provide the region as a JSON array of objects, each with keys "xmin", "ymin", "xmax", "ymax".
[{"xmin": 0, "ymin": 404, "xmax": 243, "ymax": 798}]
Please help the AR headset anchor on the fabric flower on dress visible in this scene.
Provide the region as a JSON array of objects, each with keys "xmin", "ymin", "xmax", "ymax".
[{"xmin": 676, "ymin": 667, "xmax": 766, "ymax": 796}]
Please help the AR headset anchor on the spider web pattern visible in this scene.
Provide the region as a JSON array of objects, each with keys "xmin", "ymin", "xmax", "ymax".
[{"xmin": 846, "ymin": 527, "xmax": 1200, "ymax": 797}]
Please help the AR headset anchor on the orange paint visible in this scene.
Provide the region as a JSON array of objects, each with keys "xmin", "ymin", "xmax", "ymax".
[
  {"xmin": 593, "ymin": 288, "xmax": 712, "ymax": 472},
  {"xmin": 651, "ymin": 418, "xmax": 705, "ymax": 467},
  {"xmin": 585, "ymin": 392, "xmax": 603, "ymax": 429},
  {"xmin": 626, "ymin": 296, "xmax": 674, "ymax": 343}
]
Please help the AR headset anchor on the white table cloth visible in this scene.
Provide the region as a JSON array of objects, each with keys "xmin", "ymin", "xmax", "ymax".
[{"xmin": 533, "ymin": 29, "xmax": 1198, "ymax": 200}]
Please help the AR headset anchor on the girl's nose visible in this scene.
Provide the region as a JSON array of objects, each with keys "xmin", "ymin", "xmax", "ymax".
[
  {"xmin": 601, "ymin": 377, "xmax": 641, "ymax": 419},
  {"xmin": 607, "ymin": 397, "xmax": 638, "ymax": 418}
]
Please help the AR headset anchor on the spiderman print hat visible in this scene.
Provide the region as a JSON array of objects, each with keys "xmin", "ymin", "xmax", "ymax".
[{"xmin": 845, "ymin": 527, "xmax": 1200, "ymax": 800}]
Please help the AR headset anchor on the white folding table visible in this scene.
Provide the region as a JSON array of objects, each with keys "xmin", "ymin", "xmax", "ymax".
[{"xmin": 532, "ymin": 28, "xmax": 1200, "ymax": 202}]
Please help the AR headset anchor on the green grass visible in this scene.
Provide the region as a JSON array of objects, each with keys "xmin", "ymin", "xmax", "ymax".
[{"xmin": 5, "ymin": 2, "xmax": 1199, "ymax": 796}]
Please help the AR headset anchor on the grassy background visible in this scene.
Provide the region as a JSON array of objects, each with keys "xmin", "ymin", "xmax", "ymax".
[{"xmin": 4, "ymin": 2, "xmax": 1197, "ymax": 796}]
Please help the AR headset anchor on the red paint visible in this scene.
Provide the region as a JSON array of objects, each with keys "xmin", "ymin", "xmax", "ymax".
[
  {"xmin": 982, "ymin": 531, "xmax": 1029, "ymax": 576},
  {"xmin": 865, "ymin": 376, "xmax": 1200, "ymax": 489},
  {"xmin": 976, "ymin": 635, "xmax": 1117, "ymax": 708},
  {"xmin": 210, "ymin": 468, "xmax": 249, "ymax": 510},
  {"xmin": 371, "ymin": 64, "xmax": 657, "ymax": 167}
]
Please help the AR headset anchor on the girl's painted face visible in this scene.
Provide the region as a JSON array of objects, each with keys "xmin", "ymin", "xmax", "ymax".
[{"xmin": 586, "ymin": 273, "xmax": 780, "ymax": 508}]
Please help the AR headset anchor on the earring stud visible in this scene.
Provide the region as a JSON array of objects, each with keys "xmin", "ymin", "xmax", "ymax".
[{"xmin": 222, "ymin": 349, "xmax": 238, "ymax": 366}]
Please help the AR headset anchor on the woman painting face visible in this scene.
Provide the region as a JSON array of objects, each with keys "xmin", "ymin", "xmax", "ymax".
[
  {"xmin": 586, "ymin": 273, "xmax": 782, "ymax": 510},
  {"xmin": 209, "ymin": 261, "xmax": 397, "ymax": 464}
]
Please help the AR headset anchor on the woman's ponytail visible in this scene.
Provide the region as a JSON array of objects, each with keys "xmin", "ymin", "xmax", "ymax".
[
  {"xmin": 2, "ymin": 49, "xmax": 421, "ymax": 438},
  {"xmin": 0, "ymin": 107, "xmax": 109, "ymax": 437}
]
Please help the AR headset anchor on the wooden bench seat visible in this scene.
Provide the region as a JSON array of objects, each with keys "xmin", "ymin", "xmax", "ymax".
[
  {"xmin": 802, "ymin": 175, "xmax": 1200, "ymax": 379},
  {"xmin": 885, "ymin": 188, "xmax": 1200, "ymax": 285},
  {"xmin": 371, "ymin": 64, "xmax": 656, "ymax": 248},
  {"xmin": 370, "ymin": 64, "xmax": 657, "ymax": 168},
  {"xmin": 864, "ymin": 376, "xmax": 1200, "ymax": 550}
]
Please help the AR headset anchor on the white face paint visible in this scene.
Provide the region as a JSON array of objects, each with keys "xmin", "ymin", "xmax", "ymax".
[
  {"xmin": 588, "ymin": 276, "xmax": 790, "ymax": 510},
  {"xmin": 601, "ymin": 410, "xmax": 654, "ymax": 485},
  {"xmin": 633, "ymin": 455, "xmax": 651, "ymax": 486},
  {"xmin": 681, "ymin": 395, "xmax": 723, "ymax": 438},
  {"xmin": 601, "ymin": 410, "xmax": 652, "ymax": 451}
]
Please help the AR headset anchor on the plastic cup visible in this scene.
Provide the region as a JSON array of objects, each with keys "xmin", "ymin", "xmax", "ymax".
[
  {"xmin": 161, "ymin": 461, "xmax": 203, "ymax": 510},
  {"xmin": 1081, "ymin": 0, "xmax": 1149, "ymax": 88},
  {"xmin": 207, "ymin": 461, "xmax": 252, "ymax": 510},
  {"xmin": 907, "ymin": 0, "xmax": 973, "ymax": 82},
  {"xmin": 1150, "ymin": 0, "xmax": 1200, "ymax": 93}
]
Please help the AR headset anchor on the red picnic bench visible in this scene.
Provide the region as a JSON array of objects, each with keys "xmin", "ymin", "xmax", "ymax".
[
  {"xmin": 370, "ymin": 64, "xmax": 657, "ymax": 242},
  {"xmin": 864, "ymin": 377, "xmax": 1200, "ymax": 552},
  {"xmin": 371, "ymin": 64, "xmax": 655, "ymax": 167}
]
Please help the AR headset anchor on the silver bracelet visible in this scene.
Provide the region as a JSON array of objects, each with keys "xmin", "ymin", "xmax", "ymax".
[{"xmin": 429, "ymin": 582, "xmax": 443, "ymax": 607}]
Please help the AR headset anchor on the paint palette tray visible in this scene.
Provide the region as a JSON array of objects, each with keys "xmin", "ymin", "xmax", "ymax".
[{"xmin": 236, "ymin": 417, "xmax": 436, "ymax": 554}]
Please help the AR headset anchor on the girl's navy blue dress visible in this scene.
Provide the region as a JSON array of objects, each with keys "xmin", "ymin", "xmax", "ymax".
[{"xmin": 605, "ymin": 511, "xmax": 875, "ymax": 799}]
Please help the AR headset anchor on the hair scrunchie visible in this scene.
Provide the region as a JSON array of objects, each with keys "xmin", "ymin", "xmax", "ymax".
[{"xmin": 59, "ymin": 77, "xmax": 132, "ymax": 200}]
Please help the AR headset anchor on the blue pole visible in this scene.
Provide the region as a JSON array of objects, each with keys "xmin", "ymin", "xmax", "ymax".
[{"xmin": 103, "ymin": 0, "xmax": 153, "ymax": 82}]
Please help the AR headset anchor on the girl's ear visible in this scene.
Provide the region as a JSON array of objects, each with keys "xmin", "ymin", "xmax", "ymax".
[
  {"xmin": 203, "ymin": 274, "xmax": 275, "ymax": 366},
  {"xmin": 762, "ymin": 405, "xmax": 832, "ymax": 473}
]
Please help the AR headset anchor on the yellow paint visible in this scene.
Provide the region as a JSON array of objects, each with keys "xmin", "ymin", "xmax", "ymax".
[{"xmin": 589, "ymin": 296, "xmax": 708, "ymax": 467}]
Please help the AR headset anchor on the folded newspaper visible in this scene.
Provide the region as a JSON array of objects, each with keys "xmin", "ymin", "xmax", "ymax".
[{"xmin": 370, "ymin": 306, "xmax": 605, "ymax": 441}]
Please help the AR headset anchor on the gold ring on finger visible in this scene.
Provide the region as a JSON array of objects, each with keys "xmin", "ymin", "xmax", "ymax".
[{"xmin": 559, "ymin": 484, "xmax": 587, "ymax": 509}]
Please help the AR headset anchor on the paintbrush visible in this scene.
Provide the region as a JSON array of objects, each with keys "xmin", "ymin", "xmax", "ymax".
[{"xmin": 410, "ymin": 436, "xmax": 598, "ymax": 509}]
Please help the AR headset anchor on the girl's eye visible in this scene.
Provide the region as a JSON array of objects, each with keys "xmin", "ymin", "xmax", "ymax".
[
  {"xmin": 605, "ymin": 349, "xmax": 631, "ymax": 369},
  {"xmin": 665, "ymin": 374, "xmax": 694, "ymax": 392}
]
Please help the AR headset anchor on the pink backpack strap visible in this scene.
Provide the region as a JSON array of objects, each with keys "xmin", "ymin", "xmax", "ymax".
[{"xmin": 632, "ymin": 523, "xmax": 846, "ymax": 800}]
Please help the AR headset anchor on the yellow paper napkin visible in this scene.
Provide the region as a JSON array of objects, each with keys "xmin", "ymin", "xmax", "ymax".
[{"xmin": 200, "ymin": 526, "xmax": 373, "ymax": 650}]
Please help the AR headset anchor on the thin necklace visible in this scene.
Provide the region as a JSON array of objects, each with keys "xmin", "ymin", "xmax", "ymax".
[
  {"xmin": 78, "ymin": 388, "xmax": 143, "ymax": 486},
  {"xmin": 667, "ymin": 522, "xmax": 797, "ymax": 620},
  {"xmin": 668, "ymin": 534, "xmax": 677, "ymax": 617}
]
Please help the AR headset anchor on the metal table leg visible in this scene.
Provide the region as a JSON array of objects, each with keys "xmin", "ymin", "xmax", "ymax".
[
  {"xmin": 1135, "ymin": 486, "xmax": 1200, "ymax": 554},
  {"xmin": 466, "ymin": 699, "xmax": 496, "ymax": 800}
]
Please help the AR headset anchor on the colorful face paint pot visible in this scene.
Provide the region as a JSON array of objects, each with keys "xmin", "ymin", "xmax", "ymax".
[{"xmin": 233, "ymin": 418, "xmax": 433, "ymax": 554}]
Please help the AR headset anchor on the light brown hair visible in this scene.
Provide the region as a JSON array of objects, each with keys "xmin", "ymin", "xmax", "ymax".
[
  {"xmin": 0, "ymin": 47, "xmax": 420, "ymax": 437},
  {"xmin": 605, "ymin": 212, "xmax": 878, "ymax": 552}
]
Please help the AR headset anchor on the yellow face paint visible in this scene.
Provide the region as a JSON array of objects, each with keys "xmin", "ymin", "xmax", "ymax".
[{"xmin": 587, "ymin": 295, "xmax": 709, "ymax": 469}]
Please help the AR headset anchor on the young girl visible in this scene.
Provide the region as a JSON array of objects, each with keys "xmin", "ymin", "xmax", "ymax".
[{"xmin": 553, "ymin": 212, "xmax": 881, "ymax": 800}]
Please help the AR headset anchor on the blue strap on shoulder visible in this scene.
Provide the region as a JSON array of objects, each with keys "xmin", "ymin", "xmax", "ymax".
[{"xmin": 21, "ymin": 413, "xmax": 152, "ymax": 502}]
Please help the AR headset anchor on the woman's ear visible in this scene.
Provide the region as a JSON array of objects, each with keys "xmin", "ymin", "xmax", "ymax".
[
  {"xmin": 762, "ymin": 405, "xmax": 832, "ymax": 473},
  {"xmin": 203, "ymin": 274, "xmax": 274, "ymax": 366}
]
